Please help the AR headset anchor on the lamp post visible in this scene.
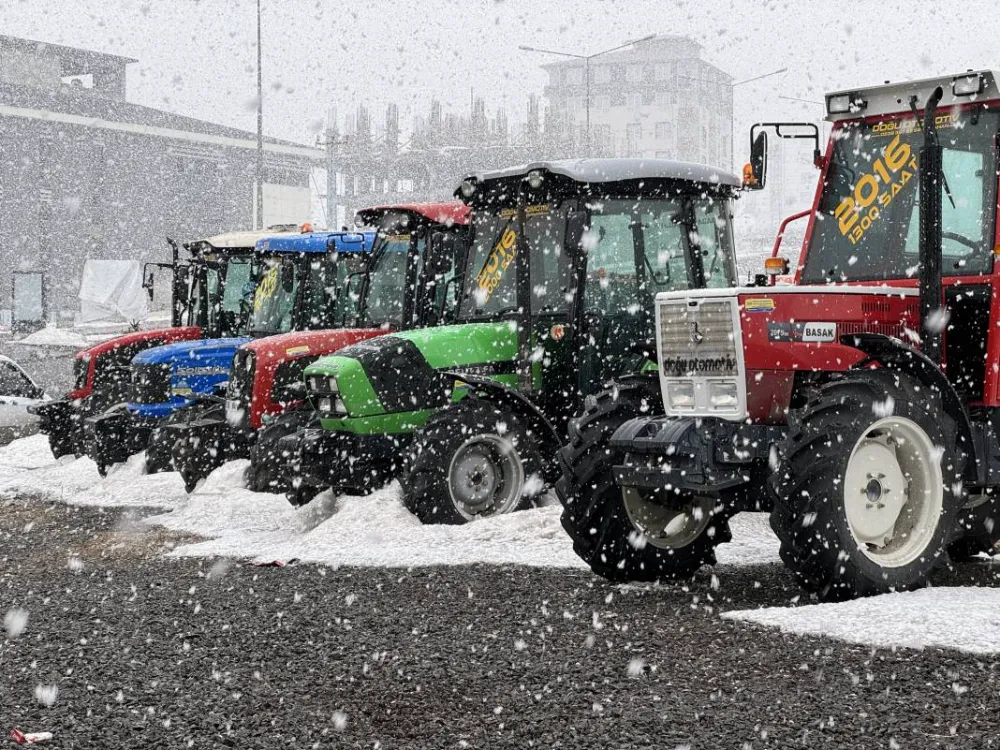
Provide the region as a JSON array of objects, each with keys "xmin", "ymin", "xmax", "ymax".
[
  {"xmin": 729, "ymin": 67, "xmax": 787, "ymax": 172},
  {"xmin": 519, "ymin": 34, "xmax": 656, "ymax": 156},
  {"xmin": 255, "ymin": 0, "xmax": 264, "ymax": 229}
]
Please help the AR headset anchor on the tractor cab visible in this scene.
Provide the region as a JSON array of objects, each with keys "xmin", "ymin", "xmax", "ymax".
[{"xmin": 457, "ymin": 159, "xmax": 740, "ymax": 423}]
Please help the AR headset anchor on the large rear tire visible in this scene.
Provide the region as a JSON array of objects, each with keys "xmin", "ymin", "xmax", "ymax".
[
  {"xmin": 770, "ymin": 370, "xmax": 965, "ymax": 600},
  {"xmin": 402, "ymin": 400, "xmax": 543, "ymax": 525},
  {"xmin": 556, "ymin": 379, "xmax": 730, "ymax": 582}
]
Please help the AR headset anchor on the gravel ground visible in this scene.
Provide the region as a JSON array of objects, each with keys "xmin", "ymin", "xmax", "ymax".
[{"xmin": 2, "ymin": 496, "xmax": 999, "ymax": 750}]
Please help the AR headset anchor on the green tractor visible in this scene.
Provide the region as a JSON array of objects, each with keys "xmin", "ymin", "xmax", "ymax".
[{"xmin": 286, "ymin": 159, "xmax": 741, "ymax": 521}]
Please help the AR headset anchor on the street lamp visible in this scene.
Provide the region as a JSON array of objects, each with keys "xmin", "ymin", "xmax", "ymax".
[
  {"xmin": 519, "ymin": 34, "xmax": 657, "ymax": 156},
  {"xmin": 730, "ymin": 67, "xmax": 787, "ymax": 172},
  {"xmin": 255, "ymin": 0, "xmax": 264, "ymax": 229}
]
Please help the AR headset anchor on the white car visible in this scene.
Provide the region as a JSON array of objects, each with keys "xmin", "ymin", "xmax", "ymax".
[{"xmin": 0, "ymin": 355, "xmax": 48, "ymax": 446}]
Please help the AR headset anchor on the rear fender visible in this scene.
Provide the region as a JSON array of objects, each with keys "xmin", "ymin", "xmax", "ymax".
[{"xmin": 845, "ymin": 333, "xmax": 979, "ymax": 484}]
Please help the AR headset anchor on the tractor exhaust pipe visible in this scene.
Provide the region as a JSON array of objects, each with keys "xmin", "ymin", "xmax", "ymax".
[{"xmin": 918, "ymin": 86, "xmax": 944, "ymax": 364}]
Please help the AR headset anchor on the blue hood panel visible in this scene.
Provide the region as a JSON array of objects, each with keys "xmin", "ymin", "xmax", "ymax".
[{"xmin": 126, "ymin": 337, "xmax": 250, "ymax": 419}]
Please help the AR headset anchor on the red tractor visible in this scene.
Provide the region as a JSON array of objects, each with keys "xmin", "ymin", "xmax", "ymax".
[{"xmin": 557, "ymin": 70, "xmax": 1000, "ymax": 600}]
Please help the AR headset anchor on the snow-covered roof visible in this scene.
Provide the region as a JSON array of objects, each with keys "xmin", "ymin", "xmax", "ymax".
[
  {"xmin": 467, "ymin": 158, "xmax": 741, "ymax": 189},
  {"xmin": 198, "ymin": 226, "xmax": 299, "ymax": 250}
]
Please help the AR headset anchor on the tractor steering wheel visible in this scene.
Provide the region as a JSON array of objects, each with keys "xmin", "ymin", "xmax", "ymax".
[{"xmin": 941, "ymin": 231, "xmax": 979, "ymax": 252}]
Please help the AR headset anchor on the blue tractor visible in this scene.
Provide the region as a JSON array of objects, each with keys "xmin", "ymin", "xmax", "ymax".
[{"xmin": 82, "ymin": 230, "xmax": 375, "ymax": 476}]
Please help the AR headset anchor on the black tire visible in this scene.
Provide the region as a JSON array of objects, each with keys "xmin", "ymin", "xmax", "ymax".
[
  {"xmin": 949, "ymin": 494, "xmax": 999, "ymax": 560},
  {"xmin": 402, "ymin": 399, "xmax": 544, "ymax": 525},
  {"xmin": 172, "ymin": 436, "xmax": 201, "ymax": 493},
  {"xmin": 770, "ymin": 370, "xmax": 966, "ymax": 600},
  {"xmin": 286, "ymin": 478, "xmax": 323, "ymax": 508},
  {"xmin": 247, "ymin": 410, "xmax": 315, "ymax": 494},
  {"xmin": 556, "ymin": 378, "xmax": 730, "ymax": 582},
  {"xmin": 47, "ymin": 426, "xmax": 79, "ymax": 460},
  {"xmin": 144, "ymin": 426, "xmax": 175, "ymax": 474}
]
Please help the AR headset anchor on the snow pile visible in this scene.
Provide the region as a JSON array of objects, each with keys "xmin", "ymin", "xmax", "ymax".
[
  {"xmin": 0, "ymin": 436, "xmax": 781, "ymax": 571},
  {"xmin": 724, "ymin": 587, "xmax": 1000, "ymax": 654},
  {"xmin": 14, "ymin": 327, "xmax": 90, "ymax": 349}
]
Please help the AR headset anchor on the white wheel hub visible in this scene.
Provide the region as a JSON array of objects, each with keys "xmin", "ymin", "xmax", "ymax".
[{"xmin": 843, "ymin": 416, "xmax": 943, "ymax": 567}]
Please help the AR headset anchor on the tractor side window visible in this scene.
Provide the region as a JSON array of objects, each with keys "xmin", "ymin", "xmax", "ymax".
[
  {"xmin": 361, "ymin": 235, "xmax": 418, "ymax": 327},
  {"xmin": 695, "ymin": 201, "xmax": 736, "ymax": 288},
  {"xmin": 641, "ymin": 206, "xmax": 690, "ymax": 294},
  {"xmin": 221, "ymin": 257, "xmax": 255, "ymax": 316},
  {"xmin": 586, "ymin": 207, "xmax": 638, "ymax": 314},
  {"xmin": 528, "ymin": 207, "xmax": 571, "ymax": 314},
  {"xmin": 902, "ymin": 148, "xmax": 992, "ymax": 275}
]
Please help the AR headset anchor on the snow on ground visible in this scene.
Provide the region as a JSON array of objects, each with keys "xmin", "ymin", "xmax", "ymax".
[
  {"xmin": 0, "ymin": 435, "xmax": 780, "ymax": 570},
  {"xmin": 724, "ymin": 586, "xmax": 1000, "ymax": 654}
]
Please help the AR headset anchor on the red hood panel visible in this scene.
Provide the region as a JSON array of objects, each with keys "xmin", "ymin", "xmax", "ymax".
[
  {"xmin": 245, "ymin": 328, "xmax": 389, "ymax": 363},
  {"xmin": 76, "ymin": 326, "xmax": 202, "ymax": 359}
]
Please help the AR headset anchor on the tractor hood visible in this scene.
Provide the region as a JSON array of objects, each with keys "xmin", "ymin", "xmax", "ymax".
[
  {"xmin": 305, "ymin": 322, "xmax": 519, "ymax": 419},
  {"xmin": 132, "ymin": 337, "xmax": 251, "ymax": 369}
]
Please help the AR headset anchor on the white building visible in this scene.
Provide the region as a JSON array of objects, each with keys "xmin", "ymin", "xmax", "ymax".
[{"xmin": 541, "ymin": 35, "xmax": 733, "ymax": 168}]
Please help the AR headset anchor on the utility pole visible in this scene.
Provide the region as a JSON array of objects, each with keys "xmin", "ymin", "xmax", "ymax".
[
  {"xmin": 519, "ymin": 34, "xmax": 656, "ymax": 156},
  {"xmin": 255, "ymin": 0, "xmax": 264, "ymax": 229}
]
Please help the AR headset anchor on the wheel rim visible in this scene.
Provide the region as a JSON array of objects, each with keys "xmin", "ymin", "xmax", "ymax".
[
  {"xmin": 447, "ymin": 434, "xmax": 524, "ymax": 520},
  {"xmin": 621, "ymin": 487, "xmax": 715, "ymax": 550},
  {"xmin": 843, "ymin": 415, "xmax": 944, "ymax": 567}
]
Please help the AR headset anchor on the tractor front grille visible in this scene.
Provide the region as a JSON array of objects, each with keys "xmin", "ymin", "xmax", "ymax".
[
  {"xmin": 130, "ymin": 363, "xmax": 172, "ymax": 405},
  {"xmin": 658, "ymin": 297, "xmax": 740, "ymax": 377}
]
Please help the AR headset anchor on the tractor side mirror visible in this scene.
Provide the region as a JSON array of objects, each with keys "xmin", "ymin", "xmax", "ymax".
[
  {"xmin": 744, "ymin": 131, "xmax": 768, "ymax": 190},
  {"xmin": 565, "ymin": 209, "xmax": 589, "ymax": 258}
]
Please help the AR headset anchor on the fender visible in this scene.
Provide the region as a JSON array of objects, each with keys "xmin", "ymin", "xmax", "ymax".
[
  {"xmin": 845, "ymin": 333, "xmax": 980, "ymax": 484},
  {"xmin": 445, "ymin": 371, "xmax": 564, "ymax": 454}
]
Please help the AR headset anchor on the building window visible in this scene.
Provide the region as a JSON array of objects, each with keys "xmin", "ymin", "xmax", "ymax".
[
  {"xmin": 594, "ymin": 65, "xmax": 612, "ymax": 85},
  {"xmin": 655, "ymin": 121, "xmax": 673, "ymax": 141},
  {"xmin": 565, "ymin": 67, "xmax": 584, "ymax": 85},
  {"xmin": 626, "ymin": 123, "xmax": 643, "ymax": 143},
  {"xmin": 611, "ymin": 91, "xmax": 625, "ymax": 107},
  {"xmin": 655, "ymin": 150, "xmax": 671, "ymax": 159},
  {"xmin": 626, "ymin": 64, "xmax": 644, "ymax": 84},
  {"xmin": 628, "ymin": 93, "xmax": 642, "ymax": 111},
  {"xmin": 595, "ymin": 124, "xmax": 611, "ymax": 148},
  {"xmin": 654, "ymin": 91, "xmax": 671, "ymax": 109},
  {"xmin": 595, "ymin": 95, "xmax": 611, "ymax": 112}
]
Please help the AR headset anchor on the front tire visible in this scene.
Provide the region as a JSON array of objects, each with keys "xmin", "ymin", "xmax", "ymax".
[
  {"xmin": 402, "ymin": 400, "xmax": 543, "ymax": 525},
  {"xmin": 247, "ymin": 410, "xmax": 314, "ymax": 494},
  {"xmin": 770, "ymin": 370, "xmax": 965, "ymax": 600},
  {"xmin": 556, "ymin": 379, "xmax": 730, "ymax": 582}
]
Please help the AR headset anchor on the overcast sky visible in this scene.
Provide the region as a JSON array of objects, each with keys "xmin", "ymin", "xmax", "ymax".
[{"xmin": 6, "ymin": 0, "xmax": 1000, "ymax": 153}]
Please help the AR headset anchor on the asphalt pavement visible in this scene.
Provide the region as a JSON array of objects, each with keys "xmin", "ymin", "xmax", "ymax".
[{"xmin": 1, "ymin": 497, "xmax": 998, "ymax": 750}]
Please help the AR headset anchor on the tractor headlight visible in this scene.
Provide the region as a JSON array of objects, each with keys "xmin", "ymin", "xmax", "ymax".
[
  {"xmin": 327, "ymin": 376, "xmax": 339, "ymax": 393},
  {"xmin": 316, "ymin": 396, "xmax": 348, "ymax": 416},
  {"xmin": 666, "ymin": 381, "xmax": 695, "ymax": 410},
  {"xmin": 708, "ymin": 380, "xmax": 740, "ymax": 410}
]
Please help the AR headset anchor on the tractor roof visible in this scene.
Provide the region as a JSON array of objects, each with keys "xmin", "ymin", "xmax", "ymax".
[
  {"xmin": 255, "ymin": 230, "xmax": 376, "ymax": 255},
  {"xmin": 825, "ymin": 69, "xmax": 1000, "ymax": 122},
  {"xmin": 356, "ymin": 202, "xmax": 471, "ymax": 228},
  {"xmin": 195, "ymin": 225, "xmax": 300, "ymax": 251},
  {"xmin": 464, "ymin": 158, "xmax": 741, "ymax": 191}
]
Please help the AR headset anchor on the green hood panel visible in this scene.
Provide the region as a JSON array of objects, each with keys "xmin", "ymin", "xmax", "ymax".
[
  {"xmin": 390, "ymin": 321, "xmax": 518, "ymax": 369},
  {"xmin": 305, "ymin": 322, "xmax": 519, "ymax": 419}
]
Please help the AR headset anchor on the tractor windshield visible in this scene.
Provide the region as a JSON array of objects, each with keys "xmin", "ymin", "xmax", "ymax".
[
  {"xmin": 250, "ymin": 252, "xmax": 364, "ymax": 335},
  {"xmin": 803, "ymin": 108, "xmax": 999, "ymax": 283},
  {"xmin": 458, "ymin": 205, "xmax": 572, "ymax": 320}
]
